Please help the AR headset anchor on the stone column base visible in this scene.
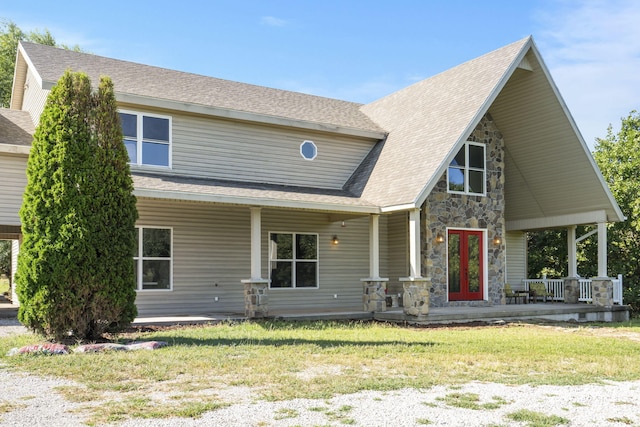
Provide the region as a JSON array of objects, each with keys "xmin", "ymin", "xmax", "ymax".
[
  {"xmin": 400, "ymin": 277, "xmax": 431, "ymax": 317},
  {"xmin": 591, "ymin": 277, "xmax": 613, "ymax": 307},
  {"xmin": 241, "ymin": 279, "xmax": 269, "ymax": 318},
  {"xmin": 563, "ymin": 278, "xmax": 579, "ymax": 304},
  {"xmin": 361, "ymin": 278, "xmax": 389, "ymax": 312}
]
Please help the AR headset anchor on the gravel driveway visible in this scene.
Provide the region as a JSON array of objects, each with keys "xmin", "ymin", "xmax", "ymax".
[{"xmin": 1, "ymin": 319, "xmax": 639, "ymax": 426}]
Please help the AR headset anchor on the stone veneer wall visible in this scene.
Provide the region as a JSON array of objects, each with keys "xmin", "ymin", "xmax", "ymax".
[{"xmin": 422, "ymin": 113, "xmax": 506, "ymax": 307}]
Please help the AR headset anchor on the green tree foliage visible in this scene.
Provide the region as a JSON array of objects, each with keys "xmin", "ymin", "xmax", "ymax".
[
  {"xmin": 16, "ymin": 70, "xmax": 137, "ymax": 341},
  {"xmin": 0, "ymin": 240, "xmax": 10, "ymax": 278},
  {"xmin": 593, "ymin": 111, "xmax": 640, "ymax": 311},
  {"xmin": 527, "ymin": 226, "xmax": 598, "ymax": 279},
  {"xmin": 0, "ymin": 19, "xmax": 81, "ymax": 107}
]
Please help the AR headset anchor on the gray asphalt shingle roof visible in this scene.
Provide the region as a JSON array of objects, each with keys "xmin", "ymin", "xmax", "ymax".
[
  {"xmin": 20, "ymin": 42, "xmax": 384, "ymax": 136},
  {"xmin": 359, "ymin": 37, "xmax": 530, "ymax": 208},
  {"xmin": 0, "ymin": 109, "xmax": 34, "ymax": 146},
  {"xmin": 8, "ymin": 38, "xmax": 538, "ymax": 211}
]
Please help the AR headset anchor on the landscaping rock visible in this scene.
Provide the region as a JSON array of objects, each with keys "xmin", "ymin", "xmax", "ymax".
[{"xmin": 8, "ymin": 343, "xmax": 70, "ymax": 356}]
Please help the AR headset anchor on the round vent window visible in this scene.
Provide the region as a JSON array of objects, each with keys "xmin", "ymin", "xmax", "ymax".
[{"xmin": 300, "ymin": 140, "xmax": 317, "ymax": 160}]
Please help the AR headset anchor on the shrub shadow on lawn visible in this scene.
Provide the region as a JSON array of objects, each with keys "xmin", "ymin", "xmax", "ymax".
[{"xmin": 139, "ymin": 335, "xmax": 439, "ymax": 349}]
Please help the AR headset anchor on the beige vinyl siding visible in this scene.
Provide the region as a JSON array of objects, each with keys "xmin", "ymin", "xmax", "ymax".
[
  {"xmin": 506, "ymin": 230, "xmax": 527, "ymax": 289},
  {"xmin": 10, "ymin": 51, "xmax": 28, "ymax": 110},
  {"xmin": 263, "ymin": 210, "xmax": 376, "ymax": 311},
  {"xmin": 146, "ymin": 112, "xmax": 378, "ymax": 189},
  {"xmin": 134, "ymin": 199, "xmax": 378, "ymax": 316},
  {"xmin": 21, "ymin": 67, "xmax": 49, "ymax": 125},
  {"xmin": 0, "ymin": 155, "xmax": 28, "ymax": 226},
  {"xmin": 134, "ymin": 198, "xmax": 250, "ymax": 315},
  {"xmin": 386, "ymin": 211, "xmax": 408, "ymax": 296}
]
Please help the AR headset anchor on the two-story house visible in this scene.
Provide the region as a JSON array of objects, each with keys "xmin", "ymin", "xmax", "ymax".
[{"xmin": 0, "ymin": 36, "xmax": 624, "ymax": 318}]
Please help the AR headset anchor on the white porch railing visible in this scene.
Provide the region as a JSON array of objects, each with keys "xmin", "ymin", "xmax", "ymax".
[
  {"xmin": 523, "ymin": 276, "xmax": 564, "ymax": 301},
  {"xmin": 522, "ymin": 274, "xmax": 623, "ymax": 305}
]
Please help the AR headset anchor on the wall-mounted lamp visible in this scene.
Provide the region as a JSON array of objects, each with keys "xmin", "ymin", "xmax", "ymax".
[
  {"xmin": 436, "ymin": 234, "xmax": 445, "ymax": 243},
  {"xmin": 493, "ymin": 235, "xmax": 502, "ymax": 245},
  {"xmin": 331, "ymin": 235, "xmax": 340, "ymax": 245}
]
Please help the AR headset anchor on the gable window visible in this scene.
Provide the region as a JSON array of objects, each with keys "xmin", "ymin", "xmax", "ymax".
[
  {"xmin": 134, "ymin": 227, "xmax": 172, "ymax": 291},
  {"xmin": 300, "ymin": 140, "xmax": 317, "ymax": 160},
  {"xmin": 120, "ymin": 111, "xmax": 171, "ymax": 167},
  {"xmin": 447, "ymin": 141, "xmax": 485, "ymax": 195},
  {"xmin": 269, "ymin": 232, "xmax": 318, "ymax": 288}
]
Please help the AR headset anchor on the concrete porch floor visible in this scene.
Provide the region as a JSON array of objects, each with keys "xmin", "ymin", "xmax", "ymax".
[
  {"xmin": 131, "ymin": 302, "xmax": 630, "ymax": 326},
  {"xmin": 0, "ymin": 298, "xmax": 630, "ymax": 325}
]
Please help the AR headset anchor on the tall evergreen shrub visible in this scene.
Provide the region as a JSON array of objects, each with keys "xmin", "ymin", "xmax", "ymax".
[{"xmin": 16, "ymin": 70, "xmax": 137, "ymax": 341}]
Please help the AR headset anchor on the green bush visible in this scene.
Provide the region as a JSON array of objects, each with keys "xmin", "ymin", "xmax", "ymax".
[{"xmin": 16, "ymin": 71, "xmax": 137, "ymax": 341}]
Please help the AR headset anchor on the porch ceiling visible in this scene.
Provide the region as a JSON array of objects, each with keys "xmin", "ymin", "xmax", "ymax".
[{"xmin": 490, "ymin": 50, "xmax": 623, "ymax": 231}]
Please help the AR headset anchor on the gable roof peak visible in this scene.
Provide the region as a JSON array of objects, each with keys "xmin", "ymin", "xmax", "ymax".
[{"xmin": 358, "ymin": 36, "xmax": 532, "ymax": 208}]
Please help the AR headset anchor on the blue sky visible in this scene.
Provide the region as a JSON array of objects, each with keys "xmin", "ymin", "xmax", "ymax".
[{"xmin": 2, "ymin": 0, "xmax": 639, "ymax": 149}]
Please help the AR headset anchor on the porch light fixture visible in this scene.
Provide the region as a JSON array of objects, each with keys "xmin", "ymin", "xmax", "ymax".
[
  {"xmin": 493, "ymin": 235, "xmax": 502, "ymax": 245},
  {"xmin": 331, "ymin": 235, "xmax": 340, "ymax": 245},
  {"xmin": 436, "ymin": 234, "xmax": 445, "ymax": 243}
]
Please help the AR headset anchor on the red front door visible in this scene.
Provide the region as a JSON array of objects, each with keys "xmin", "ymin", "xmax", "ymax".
[{"xmin": 448, "ymin": 230, "xmax": 484, "ymax": 301}]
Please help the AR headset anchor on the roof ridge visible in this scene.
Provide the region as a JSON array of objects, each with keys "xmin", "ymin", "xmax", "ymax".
[{"xmin": 19, "ymin": 41, "xmax": 364, "ymax": 107}]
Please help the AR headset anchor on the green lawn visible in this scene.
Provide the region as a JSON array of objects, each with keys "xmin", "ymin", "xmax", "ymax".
[
  {"xmin": 0, "ymin": 277, "xmax": 9, "ymax": 296},
  {"xmin": 1, "ymin": 320, "xmax": 640, "ymax": 424}
]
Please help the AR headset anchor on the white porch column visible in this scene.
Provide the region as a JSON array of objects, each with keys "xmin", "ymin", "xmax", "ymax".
[
  {"xmin": 369, "ymin": 214, "xmax": 380, "ymax": 279},
  {"xmin": 361, "ymin": 214, "xmax": 388, "ymax": 312},
  {"xmin": 597, "ymin": 222, "xmax": 608, "ymax": 278},
  {"xmin": 400, "ymin": 208, "xmax": 430, "ymax": 317},
  {"xmin": 250, "ymin": 207, "xmax": 262, "ymax": 280},
  {"xmin": 11, "ymin": 238, "xmax": 20, "ymax": 306},
  {"xmin": 408, "ymin": 208, "xmax": 422, "ymax": 278},
  {"xmin": 567, "ymin": 225, "xmax": 577, "ymax": 278},
  {"xmin": 242, "ymin": 207, "xmax": 269, "ymax": 318}
]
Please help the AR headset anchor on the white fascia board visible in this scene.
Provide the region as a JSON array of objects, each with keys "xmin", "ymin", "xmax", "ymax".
[
  {"xmin": 0, "ymin": 144, "xmax": 30, "ymax": 156},
  {"xmin": 414, "ymin": 38, "xmax": 535, "ymax": 209},
  {"xmin": 380, "ymin": 203, "xmax": 419, "ymax": 213},
  {"xmin": 506, "ymin": 210, "xmax": 608, "ymax": 231},
  {"xmin": 116, "ymin": 93, "xmax": 386, "ymax": 140},
  {"xmin": 134, "ymin": 189, "xmax": 381, "ymax": 214}
]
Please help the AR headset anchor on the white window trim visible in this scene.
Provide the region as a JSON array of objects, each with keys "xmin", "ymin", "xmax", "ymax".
[
  {"xmin": 120, "ymin": 109, "xmax": 172, "ymax": 169},
  {"xmin": 447, "ymin": 141, "xmax": 486, "ymax": 196},
  {"xmin": 268, "ymin": 231, "xmax": 319, "ymax": 289},
  {"xmin": 134, "ymin": 226, "xmax": 173, "ymax": 292},
  {"xmin": 300, "ymin": 140, "xmax": 317, "ymax": 161}
]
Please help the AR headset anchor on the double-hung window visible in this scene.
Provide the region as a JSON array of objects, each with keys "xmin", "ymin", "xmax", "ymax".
[
  {"xmin": 120, "ymin": 110, "xmax": 171, "ymax": 167},
  {"xmin": 447, "ymin": 141, "xmax": 486, "ymax": 195},
  {"xmin": 269, "ymin": 232, "xmax": 318, "ymax": 288},
  {"xmin": 134, "ymin": 227, "xmax": 172, "ymax": 291}
]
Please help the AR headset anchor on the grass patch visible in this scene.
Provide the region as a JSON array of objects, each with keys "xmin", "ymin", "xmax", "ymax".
[
  {"xmin": 436, "ymin": 392, "xmax": 509, "ymax": 410},
  {"xmin": 0, "ymin": 400, "xmax": 25, "ymax": 414},
  {"xmin": 607, "ymin": 416, "xmax": 634, "ymax": 424},
  {"xmin": 2, "ymin": 320, "xmax": 640, "ymax": 423},
  {"xmin": 506, "ymin": 409, "xmax": 569, "ymax": 426},
  {"xmin": 416, "ymin": 418, "xmax": 433, "ymax": 425},
  {"xmin": 0, "ymin": 276, "xmax": 9, "ymax": 295},
  {"xmin": 274, "ymin": 408, "xmax": 299, "ymax": 420}
]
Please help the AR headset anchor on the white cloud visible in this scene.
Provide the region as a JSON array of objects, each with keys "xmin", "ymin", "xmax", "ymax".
[
  {"xmin": 534, "ymin": 0, "xmax": 640, "ymax": 148},
  {"xmin": 260, "ymin": 16, "xmax": 287, "ymax": 27}
]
